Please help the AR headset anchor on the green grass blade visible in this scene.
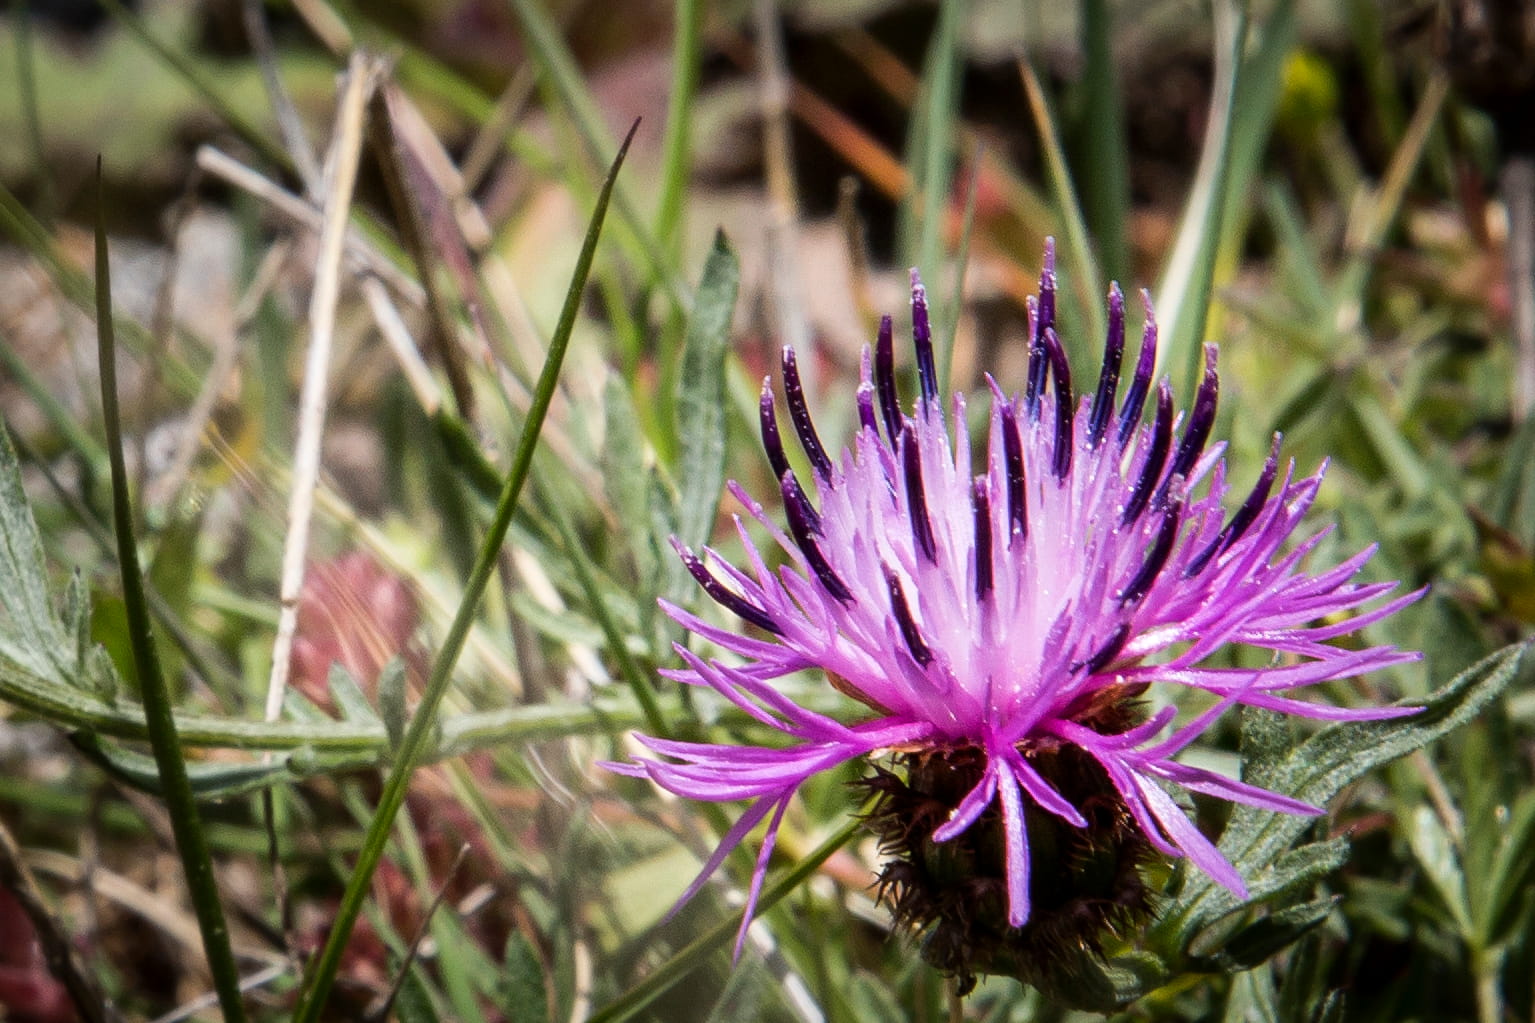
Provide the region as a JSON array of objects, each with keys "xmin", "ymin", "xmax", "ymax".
[
  {"xmin": 656, "ymin": 0, "xmax": 703, "ymax": 260},
  {"xmin": 1021, "ymin": 60, "xmax": 1106, "ymax": 350},
  {"xmin": 290, "ymin": 122, "xmax": 637, "ymax": 1023},
  {"xmin": 503, "ymin": 0, "xmax": 686, "ymax": 315},
  {"xmin": 1079, "ymin": 0, "xmax": 1130, "ymax": 286},
  {"xmin": 587, "ymin": 816, "xmax": 862, "ymax": 1023},
  {"xmin": 92, "ymin": 170, "xmax": 248, "ymax": 1023},
  {"xmin": 902, "ymin": 0, "xmax": 965, "ymax": 391},
  {"xmin": 1154, "ymin": 0, "xmax": 1251, "ymax": 391}
]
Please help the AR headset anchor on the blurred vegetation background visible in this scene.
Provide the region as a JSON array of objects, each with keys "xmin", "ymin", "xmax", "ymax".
[{"xmin": 1, "ymin": 0, "xmax": 1534, "ymax": 1020}]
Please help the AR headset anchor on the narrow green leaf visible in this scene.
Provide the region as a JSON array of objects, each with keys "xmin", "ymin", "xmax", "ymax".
[
  {"xmin": 291, "ymin": 122, "xmax": 638, "ymax": 1023},
  {"xmin": 656, "ymin": 0, "xmax": 703, "ymax": 260},
  {"xmin": 1475, "ymin": 787, "xmax": 1535, "ymax": 946},
  {"xmin": 901, "ymin": 0, "xmax": 965, "ymax": 297},
  {"xmin": 673, "ymin": 232, "xmax": 740, "ymax": 560},
  {"xmin": 70, "ymin": 732, "xmax": 294, "ymax": 799},
  {"xmin": 1157, "ymin": 0, "xmax": 1295, "ymax": 392},
  {"xmin": 1021, "ymin": 60, "xmax": 1105, "ymax": 348},
  {"xmin": 495, "ymin": 933, "xmax": 550, "ymax": 1023},
  {"xmin": 1079, "ymin": 0, "xmax": 1131, "ymax": 286},
  {"xmin": 1404, "ymin": 803, "xmax": 1473, "ymax": 935}
]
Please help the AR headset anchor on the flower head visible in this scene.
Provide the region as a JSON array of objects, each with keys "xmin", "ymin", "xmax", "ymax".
[{"xmin": 605, "ymin": 242, "xmax": 1421, "ymax": 981}]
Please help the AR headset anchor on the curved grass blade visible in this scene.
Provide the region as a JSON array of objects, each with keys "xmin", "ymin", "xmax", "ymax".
[
  {"xmin": 93, "ymin": 167, "xmax": 249, "ymax": 1023},
  {"xmin": 290, "ymin": 121, "xmax": 638, "ymax": 1023}
]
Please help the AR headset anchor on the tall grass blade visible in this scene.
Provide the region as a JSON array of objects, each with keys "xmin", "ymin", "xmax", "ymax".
[
  {"xmin": 290, "ymin": 122, "xmax": 637, "ymax": 1022},
  {"xmin": 93, "ymin": 168, "xmax": 248, "ymax": 1023},
  {"xmin": 1079, "ymin": 0, "xmax": 1130, "ymax": 286}
]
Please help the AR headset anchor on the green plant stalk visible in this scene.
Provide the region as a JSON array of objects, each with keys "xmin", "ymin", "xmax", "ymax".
[
  {"xmin": 93, "ymin": 173, "xmax": 248, "ymax": 1023},
  {"xmin": 290, "ymin": 123, "xmax": 636, "ymax": 1023},
  {"xmin": 587, "ymin": 815, "xmax": 862, "ymax": 1023}
]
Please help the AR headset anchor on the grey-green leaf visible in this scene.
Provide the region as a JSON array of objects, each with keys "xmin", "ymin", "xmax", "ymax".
[
  {"xmin": 378, "ymin": 656, "xmax": 408, "ymax": 752},
  {"xmin": 327, "ymin": 661, "xmax": 382, "ymax": 726},
  {"xmin": 1164, "ymin": 641, "xmax": 1528, "ymax": 942},
  {"xmin": 672, "ymin": 231, "xmax": 739, "ymax": 561}
]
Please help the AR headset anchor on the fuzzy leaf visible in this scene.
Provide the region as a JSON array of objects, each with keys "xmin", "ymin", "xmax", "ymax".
[
  {"xmin": 0, "ymin": 420, "xmax": 74, "ymax": 685},
  {"xmin": 1192, "ymin": 895, "xmax": 1340, "ymax": 974},
  {"xmin": 378, "ymin": 657, "xmax": 408, "ymax": 752},
  {"xmin": 493, "ymin": 933, "xmax": 549, "ymax": 1023},
  {"xmin": 327, "ymin": 661, "xmax": 382, "ymax": 726},
  {"xmin": 1404, "ymin": 803, "xmax": 1472, "ymax": 934},
  {"xmin": 672, "ymin": 232, "xmax": 739, "ymax": 561},
  {"xmin": 1162, "ymin": 641, "xmax": 1528, "ymax": 943},
  {"xmin": 1029, "ymin": 949, "xmax": 1170, "ymax": 1014}
]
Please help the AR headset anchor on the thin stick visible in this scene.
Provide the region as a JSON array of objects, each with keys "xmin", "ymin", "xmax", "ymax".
[
  {"xmin": 241, "ymin": 0, "xmax": 322, "ymax": 194},
  {"xmin": 263, "ymin": 54, "xmax": 382, "ymax": 725},
  {"xmin": 364, "ymin": 844, "xmax": 471, "ymax": 1023},
  {"xmin": 360, "ymin": 274, "xmax": 443, "ymax": 415},
  {"xmin": 1503, "ymin": 154, "xmax": 1535, "ymax": 419},
  {"xmin": 147, "ymin": 962, "xmax": 288, "ymax": 1023},
  {"xmin": 0, "ymin": 819, "xmax": 123, "ymax": 1023},
  {"xmin": 195, "ymin": 144, "xmax": 423, "ymax": 304}
]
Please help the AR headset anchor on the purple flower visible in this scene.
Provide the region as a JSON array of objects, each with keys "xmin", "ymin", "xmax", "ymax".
[{"xmin": 605, "ymin": 242, "xmax": 1422, "ymax": 965}]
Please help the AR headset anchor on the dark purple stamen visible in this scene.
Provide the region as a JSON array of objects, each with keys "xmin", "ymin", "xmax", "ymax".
[
  {"xmin": 1156, "ymin": 345, "xmax": 1218, "ymax": 505},
  {"xmin": 972, "ymin": 476, "xmax": 993, "ymax": 600},
  {"xmin": 911, "ymin": 271, "xmax": 939, "ymax": 407},
  {"xmin": 676, "ymin": 542, "xmax": 784, "ymax": 635},
  {"xmin": 901, "ymin": 425, "xmax": 937, "ymax": 563},
  {"xmin": 1121, "ymin": 381, "xmax": 1174, "ymax": 526},
  {"xmin": 781, "ymin": 473, "xmax": 852, "ymax": 603},
  {"xmin": 1120, "ymin": 487, "xmax": 1183, "ymax": 605},
  {"xmin": 856, "ymin": 381, "xmax": 879, "ymax": 436},
  {"xmin": 759, "ymin": 381, "xmax": 791, "ymax": 484},
  {"xmin": 1077, "ymin": 622, "xmax": 1130, "ymax": 674},
  {"xmin": 1044, "ymin": 327, "xmax": 1074, "ymax": 480},
  {"xmin": 1001, "ymin": 405, "xmax": 1028, "ymax": 543},
  {"xmin": 1117, "ymin": 291, "xmax": 1158, "ymax": 446},
  {"xmin": 885, "ymin": 568, "xmax": 933, "ymax": 666},
  {"xmin": 1037, "ymin": 239, "xmax": 1057, "ymax": 339},
  {"xmin": 1185, "ymin": 434, "xmax": 1281, "ymax": 577},
  {"xmin": 1088, "ymin": 283, "xmax": 1125, "ymax": 447},
  {"xmin": 875, "ymin": 315, "xmax": 901, "ymax": 442},
  {"xmin": 1024, "ymin": 301, "xmax": 1048, "ymax": 422},
  {"xmin": 781, "ymin": 347, "xmax": 833, "ymax": 478}
]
